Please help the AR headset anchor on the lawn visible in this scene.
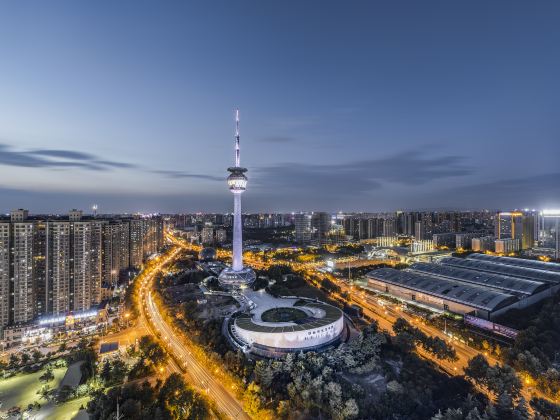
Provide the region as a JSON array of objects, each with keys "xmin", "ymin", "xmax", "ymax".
[
  {"xmin": 0, "ymin": 365, "xmax": 67, "ymax": 412},
  {"xmin": 39, "ymin": 396, "xmax": 89, "ymax": 420}
]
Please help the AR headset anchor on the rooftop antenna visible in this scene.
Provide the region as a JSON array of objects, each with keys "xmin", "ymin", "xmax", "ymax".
[{"xmin": 235, "ymin": 108, "xmax": 240, "ymax": 167}]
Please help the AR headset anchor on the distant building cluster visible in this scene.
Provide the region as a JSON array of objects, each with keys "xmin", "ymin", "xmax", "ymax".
[
  {"xmin": 169, "ymin": 209, "xmax": 559, "ymax": 259},
  {"xmin": 168, "ymin": 213, "xmax": 293, "ymax": 245},
  {"xmin": 168, "ymin": 213, "xmax": 293, "ymax": 230},
  {"xmin": 0, "ymin": 209, "xmax": 163, "ymax": 332}
]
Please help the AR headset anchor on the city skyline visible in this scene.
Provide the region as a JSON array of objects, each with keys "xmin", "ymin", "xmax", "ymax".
[{"xmin": 1, "ymin": 1, "xmax": 560, "ymax": 213}]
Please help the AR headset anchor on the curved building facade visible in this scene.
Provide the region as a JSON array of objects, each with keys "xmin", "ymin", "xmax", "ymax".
[{"xmin": 231, "ymin": 299, "xmax": 344, "ymax": 355}]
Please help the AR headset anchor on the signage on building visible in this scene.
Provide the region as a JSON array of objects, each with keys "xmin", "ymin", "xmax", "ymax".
[{"xmin": 464, "ymin": 314, "xmax": 518, "ymax": 339}]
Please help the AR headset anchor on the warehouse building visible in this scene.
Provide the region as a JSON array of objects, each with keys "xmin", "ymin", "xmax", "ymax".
[
  {"xmin": 439, "ymin": 257, "xmax": 560, "ymax": 285},
  {"xmin": 409, "ymin": 262, "xmax": 547, "ymax": 296},
  {"xmin": 366, "ymin": 254, "xmax": 560, "ymax": 320},
  {"xmin": 366, "ymin": 268, "xmax": 518, "ymax": 320},
  {"xmin": 468, "ymin": 253, "xmax": 560, "ymax": 273}
]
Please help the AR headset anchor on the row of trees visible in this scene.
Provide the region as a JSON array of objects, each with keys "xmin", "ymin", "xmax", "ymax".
[
  {"xmin": 87, "ymin": 373, "xmax": 211, "ymax": 420},
  {"xmin": 499, "ymin": 293, "xmax": 560, "ymax": 401},
  {"xmin": 393, "ymin": 317, "xmax": 458, "ymax": 362},
  {"xmin": 128, "ymin": 335, "xmax": 168, "ymax": 380},
  {"xmin": 444, "ymin": 353, "xmax": 560, "ymax": 420}
]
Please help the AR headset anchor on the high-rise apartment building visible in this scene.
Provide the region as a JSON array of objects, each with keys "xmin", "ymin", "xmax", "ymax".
[
  {"xmin": 367, "ymin": 218, "xmax": 383, "ymax": 238},
  {"xmin": 201, "ymin": 225, "xmax": 214, "ymax": 245},
  {"xmin": 0, "ymin": 210, "xmax": 163, "ymax": 331},
  {"xmin": 495, "ymin": 238, "xmax": 520, "ymax": 254},
  {"xmin": 455, "ymin": 233, "xmax": 480, "ymax": 250},
  {"xmin": 0, "ymin": 223, "xmax": 10, "ymax": 328},
  {"xmin": 472, "ymin": 236, "xmax": 495, "ymax": 252},
  {"xmin": 414, "ymin": 220, "xmax": 425, "ymax": 240},
  {"xmin": 311, "ymin": 212, "xmax": 331, "ymax": 246},
  {"xmin": 215, "ymin": 228, "xmax": 227, "ymax": 244},
  {"xmin": 382, "ymin": 219, "xmax": 396, "ymax": 237},
  {"xmin": 495, "ymin": 211, "xmax": 535, "ymax": 250},
  {"xmin": 432, "ymin": 233, "xmax": 456, "ymax": 248},
  {"xmin": 12, "ymin": 215, "xmax": 38, "ymax": 324},
  {"xmin": 46, "ymin": 221, "xmax": 72, "ymax": 315},
  {"xmin": 295, "ymin": 213, "xmax": 313, "ymax": 244}
]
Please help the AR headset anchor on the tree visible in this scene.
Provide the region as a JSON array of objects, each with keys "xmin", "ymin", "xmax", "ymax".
[
  {"xmin": 31, "ymin": 349, "xmax": 43, "ymax": 364},
  {"xmin": 138, "ymin": 335, "xmax": 167, "ymax": 367},
  {"xmin": 466, "ymin": 355, "xmax": 521, "ymax": 399},
  {"xmin": 39, "ymin": 368, "xmax": 55, "ymax": 383},
  {"xmin": 431, "ymin": 408, "xmax": 464, "ymax": 420},
  {"xmin": 466, "ymin": 355, "xmax": 490, "ymax": 381},
  {"xmin": 128, "ymin": 357, "xmax": 154, "ymax": 380},
  {"xmin": 530, "ymin": 397, "xmax": 560, "ymax": 420},
  {"xmin": 252, "ymin": 277, "xmax": 269, "ymax": 291},
  {"xmin": 8, "ymin": 353, "xmax": 19, "ymax": 369},
  {"xmin": 100, "ymin": 360, "xmax": 112, "ymax": 383},
  {"xmin": 494, "ymin": 392, "xmax": 513, "ymax": 419},
  {"xmin": 158, "ymin": 373, "xmax": 208, "ymax": 420},
  {"xmin": 110, "ymin": 359, "xmax": 128, "ymax": 384},
  {"xmin": 512, "ymin": 397, "xmax": 530, "ymax": 420},
  {"xmin": 243, "ymin": 382, "xmax": 263, "ymax": 417},
  {"xmin": 487, "ymin": 364, "xmax": 522, "ymax": 398},
  {"xmin": 37, "ymin": 385, "xmax": 51, "ymax": 401},
  {"xmin": 20, "ymin": 352, "xmax": 31, "ymax": 365},
  {"xmin": 394, "ymin": 332, "xmax": 416, "ymax": 353}
]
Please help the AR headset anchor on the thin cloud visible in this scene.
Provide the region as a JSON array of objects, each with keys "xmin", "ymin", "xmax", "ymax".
[
  {"xmin": 29, "ymin": 149, "xmax": 96, "ymax": 160},
  {"xmin": 153, "ymin": 170, "xmax": 223, "ymax": 181},
  {"xmin": 0, "ymin": 144, "xmax": 134, "ymax": 171},
  {"xmin": 254, "ymin": 150, "xmax": 472, "ymax": 195},
  {"xmin": 433, "ymin": 172, "xmax": 560, "ymax": 209}
]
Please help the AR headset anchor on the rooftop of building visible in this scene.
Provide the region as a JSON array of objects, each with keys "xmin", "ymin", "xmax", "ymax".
[
  {"xmin": 410, "ymin": 262, "xmax": 548, "ymax": 296},
  {"xmin": 367, "ymin": 268, "xmax": 518, "ymax": 312},
  {"xmin": 439, "ymin": 256, "xmax": 560, "ymax": 285},
  {"xmin": 468, "ymin": 253, "xmax": 560, "ymax": 273},
  {"xmin": 235, "ymin": 290, "xmax": 343, "ymax": 333}
]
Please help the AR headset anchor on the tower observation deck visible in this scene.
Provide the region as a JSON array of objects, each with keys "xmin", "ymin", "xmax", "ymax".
[{"xmin": 218, "ymin": 110, "xmax": 256, "ymax": 288}]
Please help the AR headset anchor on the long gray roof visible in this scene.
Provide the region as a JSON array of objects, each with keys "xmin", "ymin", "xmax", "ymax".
[
  {"xmin": 440, "ymin": 257, "xmax": 560, "ymax": 285},
  {"xmin": 410, "ymin": 262, "xmax": 547, "ymax": 296},
  {"xmin": 468, "ymin": 253, "xmax": 560, "ymax": 273},
  {"xmin": 366, "ymin": 268, "xmax": 518, "ymax": 312}
]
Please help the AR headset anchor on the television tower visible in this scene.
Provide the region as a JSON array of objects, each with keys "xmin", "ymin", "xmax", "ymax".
[{"xmin": 218, "ymin": 109, "xmax": 256, "ymax": 288}]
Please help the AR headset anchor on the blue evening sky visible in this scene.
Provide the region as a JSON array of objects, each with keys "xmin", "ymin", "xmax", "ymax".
[{"xmin": 0, "ymin": 1, "xmax": 559, "ymax": 213}]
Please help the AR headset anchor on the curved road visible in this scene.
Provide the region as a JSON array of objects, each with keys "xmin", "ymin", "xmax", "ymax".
[{"xmin": 136, "ymin": 248, "xmax": 249, "ymax": 420}]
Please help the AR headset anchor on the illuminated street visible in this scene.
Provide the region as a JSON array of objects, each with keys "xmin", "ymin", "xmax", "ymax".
[{"xmin": 134, "ymin": 244, "xmax": 250, "ymax": 420}]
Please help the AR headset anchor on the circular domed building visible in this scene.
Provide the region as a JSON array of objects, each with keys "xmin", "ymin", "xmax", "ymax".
[{"xmin": 227, "ymin": 291, "xmax": 345, "ymax": 357}]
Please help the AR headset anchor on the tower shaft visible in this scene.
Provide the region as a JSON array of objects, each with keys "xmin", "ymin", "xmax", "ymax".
[
  {"xmin": 233, "ymin": 193, "xmax": 243, "ymax": 271},
  {"xmin": 218, "ymin": 109, "xmax": 255, "ymax": 288}
]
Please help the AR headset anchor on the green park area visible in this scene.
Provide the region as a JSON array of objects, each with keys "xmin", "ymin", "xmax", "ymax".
[
  {"xmin": 0, "ymin": 365, "xmax": 67, "ymax": 412},
  {"xmin": 42, "ymin": 396, "xmax": 89, "ymax": 420}
]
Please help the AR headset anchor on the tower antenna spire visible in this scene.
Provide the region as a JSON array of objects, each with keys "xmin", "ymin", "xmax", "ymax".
[{"xmin": 235, "ymin": 108, "xmax": 240, "ymax": 167}]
